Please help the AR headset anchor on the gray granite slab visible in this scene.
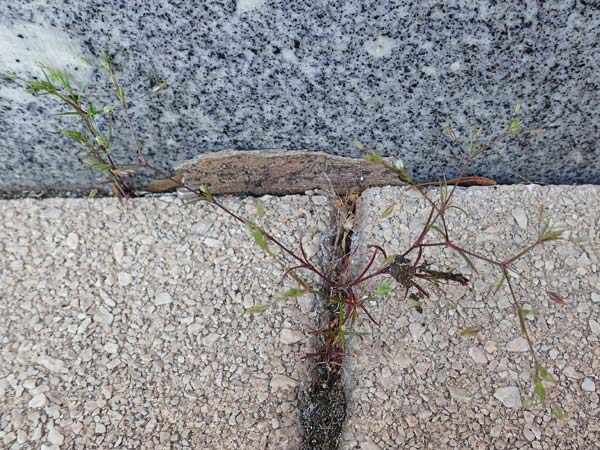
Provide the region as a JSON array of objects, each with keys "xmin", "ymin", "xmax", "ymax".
[{"xmin": 0, "ymin": 1, "xmax": 598, "ymax": 193}]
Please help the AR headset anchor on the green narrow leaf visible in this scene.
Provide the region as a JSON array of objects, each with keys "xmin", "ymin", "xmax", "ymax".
[
  {"xmin": 407, "ymin": 297, "xmax": 422, "ymax": 311},
  {"xmin": 538, "ymin": 366, "xmax": 556, "ymax": 383},
  {"xmin": 183, "ymin": 196, "xmax": 206, "ymax": 205},
  {"xmin": 534, "ymin": 378, "xmax": 546, "ymax": 403},
  {"xmin": 552, "ymin": 404, "xmax": 565, "ymax": 420},
  {"xmin": 80, "ymin": 56, "xmax": 94, "ymax": 66},
  {"xmin": 3, "ymin": 71, "xmax": 18, "ymax": 81},
  {"xmin": 460, "ymin": 326, "xmax": 481, "ymax": 337},
  {"xmin": 438, "ymin": 180, "xmax": 448, "ymax": 206},
  {"xmin": 507, "ymin": 118, "xmax": 523, "ymax": 134},
  {"xmin": 514, "ymin": 103, "xmax": 522, "ymax": 114},
  {"xmin": 246, "ymin": 222, "xmax": 270, "ymax": 254},
  {"xmin": 448, "ymin": 204, "xmax": 472, "ymax": 219},
  {"xmin": 199, "ymin": 185, "xmax": 213, "ymax": 201},
  {"xmin": 518, "ymin": 307, "xmax": 535, "ymax": 319},
  {"xmin": 246, "ymin": 304, "xmax": 270, "ymax": 314},
  {"xmin": 537, "ymin": 204, "xmax": 546, "ymax": 223},
  {"xmin": 275, "ymin": 287, "xmax": 306, "ymax": 298},
  {"xmin": 445, "ymin": 126, "xmax": 458, "ymax": 143},
  {"xmin": 352, "ymin": 139, "xmax": 365, "ymax": 151},
  {"xmin": 116, "ymin": 86, "xmax": 125, "ymax": 103},
  {"xmin": 60, "ymin": 129, "xmax": 88, "ymax": 144},
  {"xmin": 95, "ymin": 135, "xmax": 107, "ymax": 148},
  {"xmin": 99, "ymin": 50, "xmax": 110, "ymax": 70},
  {"xmin": 81, "ymin": 157, "xmax": 110, "ymax": 172},
  {"xmin": 152, "ymin": 81, "xmax": 168, "ymax": 93},
  {"xmin": 256, "ymin": 200, "xmax": 265, "ymax": 218},
  {"xmin": 456, "ymin": 249, "xmax": 479, "ymax": 274},
  {"xmin": 364, "ymin": 152, "xmax": 382, "ymax": 163},
  {"xmin": 539, "ymin": 221, "xmax": 565, "ymax": 242},
  {"xmin": 429, "ymin": 224, "xmax": 445, "ymax": 236},
  {"xmin": 85, "ymin": 189, "xmax": 98, "ymax": 199},
  {"xmin": 44, "ymin": 66, "xmax": 72, "ymax": 90},
  {"xmin": 380, "ymin": 205, "xmax": 394, "ymax": 219},
  {"xmin": 375, "ymin": 278, "xmax": 393, "ymax": 297},
  {"xmin": 493, "ymin": 272, "xmax": 507, "ymax": 294}
]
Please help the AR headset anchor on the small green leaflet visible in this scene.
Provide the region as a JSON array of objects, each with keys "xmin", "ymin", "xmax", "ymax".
[
  {"xmin": 152, "ymin": 81, "xmax": 168, "ymax": 93},
  {"xmin": 448, "ymin": 204, "xmax": 472, "ymax": 219},
  {"xmin": 95, "ymin": 135, "xmax": 108, "ymax": 148},
  {"xmin": 246, "ymin": 304, "xmax": 270, "ymax": 314},
  {"xmin": 429, "ymin": 224, "xmax": 445, "ymax": 236},
  {"xmin": 375, "ymin": 278, "xmax": 393, "ymax": 297},
  {"xmin": 116, "ymin": 86, "xmax": 125, "ymax": 103},
  {"xmin": 445, "ymin": 126, "xmax": 458, "ymax": 143},
  {"xmin": 365, "ymin": 152, "xmax": 382, "ymax": 163},
  {"xmin": 538, "ymin": 366, "xmax": 556, "ymax": 383},
  {"xmin": 246, "ymin": 222, "xmax": 270, "ymax": 254},
  {"xmin": 199, "ymin": 185, "xmax": 213, "ymax": 201},
  {"xmin": 352, "ymin": 139, "xmax": 365, "ymax": 151},
  {"xmin": 456, "ymin": 249, "xmax": 479, "ymax": 274},
  {"xmin": 407, "ymin": 297, "xmax": 422, "ymax": 311},
  {"xmin": 3, "ymin": 71, "xmax": 18, "ymax": 81},
  {"xmin": 460, "ymin": 326, "xmax": 481, "ymax": 337},
  {"xmin": 493, "ymin": 272, "xmax": 506, "ymax": 294},
  {"xmin": 552, "ymin": 404, "xmax": 565, "ymax": 420},
  {"xmin": 380, "ymin": 205, "xmax": 394, "ymax": 219},
  {"xmin": 507, "ymin": 118, "xmax": 523, "ymax": 134},
  {"xmin": 275, "ymin": 287, "xmax": 306, "ymax": 298},
  {"xmin": 534, "ymin": 377, "xmax": 546, "ymax": 403},
  {"xmin": 256, "ymin": 200, "xmax": 265, "ymax": 218},
  {"xmin": 60, "ymin": 129, "xmax": 87, "ymax": 144},
  {"xmin": 518, "ymin": 307, "xmax": 535, "ymax": 319}
]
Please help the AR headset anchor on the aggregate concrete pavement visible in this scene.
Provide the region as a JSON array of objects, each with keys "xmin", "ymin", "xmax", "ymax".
[
  {"xmin": 1, "ymin": 186, "xmax": 599, "ymax": 450},
  {"xmin": 0, "ymin": 194, "xmax": 330, "ymax": 450},
  {"xmin": 343, "ymin": 186, "xmax": 600, "ymax": 450}
]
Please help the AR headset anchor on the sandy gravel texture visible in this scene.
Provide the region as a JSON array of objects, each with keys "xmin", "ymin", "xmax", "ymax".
[
  {"xmin": 0, "ymin": 194, "xmax": 330, "ymax": 450},
  {"xmin": 343, "ymin": 185, "xmax": 600, "ymax": 450}
]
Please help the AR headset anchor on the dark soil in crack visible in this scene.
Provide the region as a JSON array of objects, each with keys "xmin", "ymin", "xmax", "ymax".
[
  {"xmin": 298, "ymin": 193, "xmax": 357, "ymax": 450},
  {"xmin": 299, "ymin": 364, "xmax": 346, "ymax": 450}
]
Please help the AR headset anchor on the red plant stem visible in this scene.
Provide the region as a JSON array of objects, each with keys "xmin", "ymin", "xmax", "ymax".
[
  {"xmin": 414, "ymin": 246, "xmax": 424, "ymax": 267},
  {"xmin": 358, "ymin": 303, "xmax": 379, "ymax": 326},
  {"xmin": 501, "ymin": 242, "xmax": 540, "ymax": 266},
  {"xmin": 350, "ymin": 246, "xmax": 385, "ymax": 287},
  {"xmin": 350, "ymin": 268, "xmax": 387, "ymax": 286},
  {"xmin": 445, "ymin": 241, "xmax": 498, "ymax": 266},
  {"xmin": 143, "ymin": 162, "xmax": 337, "ymax": 287},
  {"xmin": 503, "ymin": 267, "xmax": 539, "ymax": 366},
  {"xmin": 402, "ymin": 206, "xmax": 436, "ymax": 257}
]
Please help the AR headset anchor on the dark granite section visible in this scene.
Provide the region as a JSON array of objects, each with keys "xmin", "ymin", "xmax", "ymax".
[{"xmin": 0, "ymin": 1, "xmax": 598, "ymax": 192}]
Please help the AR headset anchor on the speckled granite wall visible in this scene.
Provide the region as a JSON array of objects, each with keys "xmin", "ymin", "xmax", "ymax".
[{"xmin": 0, "ymin": 1, "xmax": 598, "ymax": 193}]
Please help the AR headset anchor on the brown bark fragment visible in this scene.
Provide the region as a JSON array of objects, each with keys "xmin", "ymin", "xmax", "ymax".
[{"xmin": 174, "ymin": 150, "xmax": 403, "ymax": 195}]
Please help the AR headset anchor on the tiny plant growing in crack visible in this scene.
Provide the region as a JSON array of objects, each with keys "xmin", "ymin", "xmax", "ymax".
[{"xmin": 5, "ymin": 53, "xmax": 576, "ymax": 448}]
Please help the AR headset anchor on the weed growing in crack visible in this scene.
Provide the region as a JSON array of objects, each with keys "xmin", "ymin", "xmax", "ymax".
[{"xmin": 5, "ymin": 55, "xmax": 573, "ymax": 433}]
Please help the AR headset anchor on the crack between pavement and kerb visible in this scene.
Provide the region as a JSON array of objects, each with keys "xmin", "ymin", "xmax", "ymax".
[{"xmin": 299, "ymin": 192, "xmax": 360, "ymax": 450}]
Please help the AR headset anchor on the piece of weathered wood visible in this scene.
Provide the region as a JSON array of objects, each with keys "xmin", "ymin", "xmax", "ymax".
[{"xmin": 174, "ymin": 150, "xmax": 403, "ymax": 195}]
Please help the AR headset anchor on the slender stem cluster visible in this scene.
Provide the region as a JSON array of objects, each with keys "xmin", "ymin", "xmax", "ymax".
[{"xmin": 4, "ymin": 58, "xmax": 567, "ymax": 408}]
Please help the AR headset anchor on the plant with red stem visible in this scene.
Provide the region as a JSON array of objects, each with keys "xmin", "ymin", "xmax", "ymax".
[{"xmin": 5, "ymin": 54, "xmax": 573, "ymax": 414}]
